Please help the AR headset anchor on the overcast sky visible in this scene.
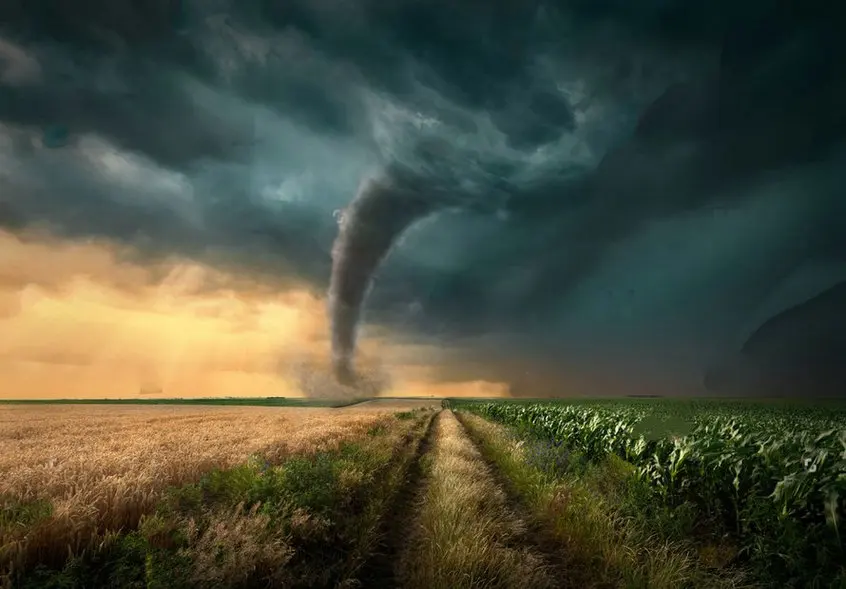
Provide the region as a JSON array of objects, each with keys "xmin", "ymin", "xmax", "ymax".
[{"xmin": 1, "ymin": 0, "xmax": 844, "ymax": 397}]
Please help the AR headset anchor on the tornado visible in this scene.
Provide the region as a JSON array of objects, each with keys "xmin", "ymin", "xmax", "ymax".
[{"xmin": 328, "ymin": 172, "xmax": 440, "ymax": 383}]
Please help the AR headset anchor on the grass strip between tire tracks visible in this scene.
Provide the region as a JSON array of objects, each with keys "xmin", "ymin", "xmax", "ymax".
[{"xmin": 399, "ymin": 410, "xmax": 557, "ymax": 589}]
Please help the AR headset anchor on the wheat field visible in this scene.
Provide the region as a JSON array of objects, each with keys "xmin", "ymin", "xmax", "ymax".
[{"xmin": 0, "ymin": 404, "xmax": 398, "ymax": 579}]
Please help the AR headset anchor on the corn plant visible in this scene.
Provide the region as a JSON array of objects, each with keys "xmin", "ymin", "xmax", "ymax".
[{"xmin": 458, "ymin": 399, "xmax": 846, "ymax": 588}]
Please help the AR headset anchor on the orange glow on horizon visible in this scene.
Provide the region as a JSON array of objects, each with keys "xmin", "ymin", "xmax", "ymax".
[
  {"xmin": 0, "ymin": 229, "xmax": 510, "ymax": 399},
  {"xmin": 0, "ymin": 229, "xmax": 341, "ymax": 398}
]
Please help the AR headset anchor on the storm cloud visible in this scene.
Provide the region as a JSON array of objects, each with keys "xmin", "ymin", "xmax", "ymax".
[{"xmin": 1, "ymin": 0, "xmax": 844, "ymax": 395}]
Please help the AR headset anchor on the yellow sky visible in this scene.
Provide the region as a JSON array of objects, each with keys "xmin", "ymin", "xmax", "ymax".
[{"xmin": 0, "ymin": 228, "xmax": 509, "ymax": 399}]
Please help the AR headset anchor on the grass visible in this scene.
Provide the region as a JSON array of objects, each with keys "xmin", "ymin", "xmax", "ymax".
[
  {"xmin": 400, "ymin": 411, "xmax": 554, "ymax": 589},
  {"xmin": 9, "ymin": 409, "xmax": 436, "ymax": 588},
  {"xmin": 456, "ymin": 411, "xmax": 753, "ymax": 589},
  {"xmin": 0, "ymin": 498, "xmax": 53, "ymax": 530}
]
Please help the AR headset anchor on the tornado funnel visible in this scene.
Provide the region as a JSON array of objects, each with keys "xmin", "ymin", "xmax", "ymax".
[{"xmin": 328, "ymin": 174, "xmax": 438, "ymax": 382}]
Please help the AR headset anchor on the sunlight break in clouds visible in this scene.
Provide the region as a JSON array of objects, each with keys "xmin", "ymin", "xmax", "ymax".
[
  {"xmin": 0, "ymin": 229, "xmax": 506, "ymax": 399},
  {"xmin": 0, "ymin": 229, "xmax": 330, "ymax": 398}
]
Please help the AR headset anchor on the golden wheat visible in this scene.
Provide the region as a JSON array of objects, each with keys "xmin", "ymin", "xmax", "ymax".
[
  {"xmin": 0, "ymin": 404, "xmax": 396, "ymax": 581},
  {"xmin": 175, "ymin": 410, "xmax": 435, "ymax": 587}
]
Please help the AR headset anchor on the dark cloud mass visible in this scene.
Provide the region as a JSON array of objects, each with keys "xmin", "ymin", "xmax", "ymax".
[
  {"xmin": 1, "ymin": 0, "xmax": 845, "ymax": 395},
  {"xmin": 705, "ymin": 280, "xmax": 846, "ymax": 398}
]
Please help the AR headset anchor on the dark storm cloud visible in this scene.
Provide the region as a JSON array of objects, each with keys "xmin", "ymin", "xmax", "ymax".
[
  {"xmin": 0, "ymin": 0, "xmax": 681, "ymax": 294},
  {"xmin": 340, "ymin": 6, "xmax": 846, "ymax": 382},
  {"xmin": 1, "ymin": 0, "xmax": 845, "ymax": 393},
  {"xmin": 705, "ymin": 280, "xmax": 846, "ymax": 398}
]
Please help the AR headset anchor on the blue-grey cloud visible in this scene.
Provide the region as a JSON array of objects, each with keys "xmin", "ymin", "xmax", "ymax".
[{"xmin": 1, "ymin": 0, "xmax": 844, "ymax": 394}]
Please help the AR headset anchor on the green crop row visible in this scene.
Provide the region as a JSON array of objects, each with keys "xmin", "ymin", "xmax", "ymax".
[{"xmin": 457, "ymin": 400, "xmax": 846, "ymax": 588}]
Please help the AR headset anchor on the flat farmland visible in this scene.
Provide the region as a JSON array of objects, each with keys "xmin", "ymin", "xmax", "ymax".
[
  {"xmin": 340, "ymin": 398, "xmax": 442, "ymax": 411},
  {"xmin": 3, "ymin": 399, "xmax": 844, "ymax": 588}
]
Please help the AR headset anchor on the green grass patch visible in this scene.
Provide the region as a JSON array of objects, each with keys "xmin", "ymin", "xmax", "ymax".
[{"xmin": 0, "ymin": 497, "xmax": 53, "ymax": 530}]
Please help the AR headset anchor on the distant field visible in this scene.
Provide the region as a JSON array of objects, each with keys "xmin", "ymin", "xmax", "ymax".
[
  {"xmin": 447, "ymin": 395, "xmax": 846, "ymax": 406},
  {"xmin": 0, "ymin": 396, "xmax": 446, "ymax": 408},
  {"xmin": 0, "ymin": 396, "xmax": 363, "ymax": 407},
  {"xmin": 2, "ymin": 398, "xmax": 844, "ymax": 588}
]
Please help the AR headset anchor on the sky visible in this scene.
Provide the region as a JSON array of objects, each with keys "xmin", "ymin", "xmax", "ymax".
[{"xmin": 0, "ymin": 0, "xmax": 844, "ymax": 398}]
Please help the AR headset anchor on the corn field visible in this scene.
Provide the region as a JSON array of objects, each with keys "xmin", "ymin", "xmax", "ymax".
[{"xmin": 458, "ymin": 399, "xmax": 846, "ymax": 587}]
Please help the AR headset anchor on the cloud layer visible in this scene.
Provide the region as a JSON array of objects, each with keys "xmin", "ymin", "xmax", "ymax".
[{"xmin": 1, "ymin": 0, "xmax": 844, "ymax": 396}]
